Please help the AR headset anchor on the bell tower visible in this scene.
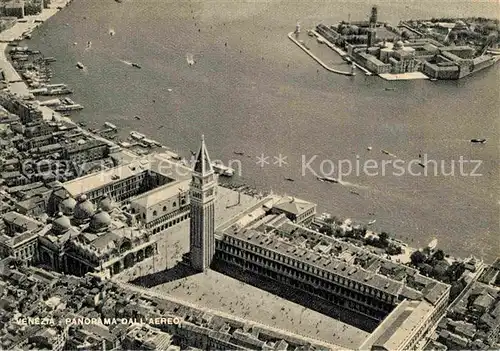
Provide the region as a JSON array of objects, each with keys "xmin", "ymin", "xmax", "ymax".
[{"xmin": 189, "ymin": 135, "xmax": 217, "ymax": 272}]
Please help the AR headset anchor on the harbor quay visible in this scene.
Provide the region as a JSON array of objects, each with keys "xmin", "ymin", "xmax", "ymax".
[
  {"xmin": 287, "ymin": 31, "xmax": 355, "ymax": 76},
  {"xmin": 0, "ymin": 1, "xmax": 499, "ymax": 351}
]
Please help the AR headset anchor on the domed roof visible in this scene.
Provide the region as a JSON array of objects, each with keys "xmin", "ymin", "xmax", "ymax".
[
  {"xmin": 89, "ymin": 209, "xmax": 112, "ymax": 232},
  {"xmin": 59, "ymin": 194, "xmax": 76, "ymax": 215},
  {"xmin": 52, "ymin": 212, "xmax": 72, "ymax": 234},
  {"xmin": 74, "ymin": 194, "xmax": 95, "ymax": 220},
  {"xmin": 394, "ymin": 40, "xmax": 404, "ymax": 49},
  {"xmin": 98, "ymin": 195, "xmax": 115, "ymax": 212}
]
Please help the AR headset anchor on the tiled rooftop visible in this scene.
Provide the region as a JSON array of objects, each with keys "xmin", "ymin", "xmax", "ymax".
[{"xmin": 225, "ymin": 225, "xmax": 403, "ymax": 296}]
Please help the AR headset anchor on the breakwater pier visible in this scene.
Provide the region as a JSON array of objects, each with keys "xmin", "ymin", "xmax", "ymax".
[
  {"xmin": 287, "ymin": 32, "xmax": 354, "ymax": 76},
  {"xmin": 310, "ymin": 30, "xmax": 372, "ymax": 76}
]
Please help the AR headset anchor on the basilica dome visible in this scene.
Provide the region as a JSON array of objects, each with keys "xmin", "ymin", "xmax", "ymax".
[
  {"xmin": 74, "ymin": 194, "xmax": 96, "ymax": 220},
  {"xmin": 59, "ymin": 194, "xmax": 76, "ymax": 216},
  {"xmin": 98, "ymin": 195, "xmax": 116, "ymax": 212},
  {"xmin": 89, "ymin": 209, "xmax": 112, "ymax": 232},
  {"xmin": 52, "ymin": 212, "xmax": 72, "ymax": 234}
]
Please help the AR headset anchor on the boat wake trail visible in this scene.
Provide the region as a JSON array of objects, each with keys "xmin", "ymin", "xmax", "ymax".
[
  {"xmin": 338, "ymin": 180, "xmax": 369, "ymax": 190},
  {"xmin": 119, "ymin": 59, "xmax": 132, "ymax": 66}
]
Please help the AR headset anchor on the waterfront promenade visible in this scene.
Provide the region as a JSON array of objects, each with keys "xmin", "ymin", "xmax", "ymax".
[
  {"xmin": 0, "ymin": 0, "xmax": 71, "ymax": 120},
  {"xmin": 287, "ymin": 32, "xmax": 354, "ymax": 76}
]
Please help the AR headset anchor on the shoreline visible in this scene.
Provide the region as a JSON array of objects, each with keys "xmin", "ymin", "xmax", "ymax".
[{"xmin": 0, "ymin": 0, "xmax": 72, "ymax": 122}]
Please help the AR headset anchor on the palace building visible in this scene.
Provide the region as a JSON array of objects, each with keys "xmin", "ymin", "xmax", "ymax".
[{"xmin": 129, "ymin": 178, "xmax": 191, "ymax": 235}]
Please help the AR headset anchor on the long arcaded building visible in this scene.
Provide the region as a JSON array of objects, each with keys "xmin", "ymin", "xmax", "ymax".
[{"xmin": 212, "ymin": 200, "xmax": 450, "ymax": 350}]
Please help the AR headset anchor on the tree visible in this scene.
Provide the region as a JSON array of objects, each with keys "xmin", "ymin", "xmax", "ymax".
[
  {"xmin": 324, "ymin": 217, "xmax": 336, "ymax": 224},
  {"xmin": 386, "ymin": 245, "xmax": 403, "ymax": 255},
  {"xmin": 379, "ymin": 232, "xmax": 389, "ymax": 248},
  {"xmin": 433, "ymin": 249, "xmax": 445, "ymax": 261},
  {"xmin": 379, "ymin": 231, "xmax": 389, "ymax": 242},
  {"xmin": 410, "ymin": 250, "xmax": 426, "ymax": 266}
]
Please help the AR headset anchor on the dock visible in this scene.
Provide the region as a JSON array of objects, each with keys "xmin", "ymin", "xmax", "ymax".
[{"xmin": 288, "ymin": 32, "xmax": 354, "ymax": 76}]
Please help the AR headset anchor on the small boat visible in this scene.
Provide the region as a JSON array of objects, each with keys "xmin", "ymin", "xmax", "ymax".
[
  {"xmin": 430, "ymin": 78, "xmax": 437, "ymax": 81},
  {"xmin": 104, "ymin": 122, "xmax": 117, "ymax": 130},
  {"xmin": 381, "ymin": 149, "xmax": 397, "ymax": 157},
  {"xmin": 212, "ymin": 162, "xmax": 234, "ymax": 177},
  {"xmin": 317, "ymin": 176, "xmax": 339, "ymax": 183},
  {"xmin": 367, "ymin": 146, "xmax": 372, "ymax": 151},
  {"xmin": 384, "ymin": 87, "xmax": 396, "ymax": 91},
  {"xmin": 54, "ymin": 104, "xmax": 83, "ymax": 112},
  {"xmin": 233, "ymin": 151, "xmax": 244, "ymax": 156},
  {"xmin": 285, "ymin": 177, "xmax": 294, "ymax": 182},
  {"xmin": 350, "ymin": 190, "xmax": 360, "ymax": 195},
  {"xmin": 76, "ymin": 62, "xmax": 85, "ymax": 69},
  {"xmin": 167, "ymin": 88, "xmax": 173, "ymax": 92},
  {"xmin": 368, "ymin": 220, "xmax": 376, "ymax": 225},
  {"xmin": 470, "ymin": 138, "xmax": 486, "ymax": 144},
  {"xmin": 427, "ymin": 238, "xmax": 438, "ymax": 250},
  {"xmin": 130, "ymin": 131, "xmax": 145, "ymax": 140},
  {"xmin": 134, "ymin": 115, "xmax": 141, "ymax": 120},
  {"xmin": 131, "ymin": 63, "xmax": 141, "ymax": 69}
]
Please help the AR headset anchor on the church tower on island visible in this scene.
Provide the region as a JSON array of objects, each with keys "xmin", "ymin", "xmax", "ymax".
[{"xmin": 189, "ymin": 135, "xmax": 217, "ymax": 272}]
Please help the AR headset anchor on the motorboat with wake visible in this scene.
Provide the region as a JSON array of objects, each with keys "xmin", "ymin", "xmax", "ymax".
[{"xmin": 317, "ymin": 176, "xmax": 339, "ymax": 183}]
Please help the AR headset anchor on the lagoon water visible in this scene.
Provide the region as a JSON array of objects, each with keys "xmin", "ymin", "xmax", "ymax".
[{"xmin": 26, "ymin": 0, "xmax": 500, "ymax": 261}]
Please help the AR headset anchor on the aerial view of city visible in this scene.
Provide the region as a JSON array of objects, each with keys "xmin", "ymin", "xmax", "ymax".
[{"xmin": 0, "ymin": 0, "xmax": 498, "ymax": 350}]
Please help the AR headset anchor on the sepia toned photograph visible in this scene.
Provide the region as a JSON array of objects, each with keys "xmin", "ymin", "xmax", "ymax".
[{"xmin": 0, "ymin": 0, "xmax": 498, "ymax": 350}]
